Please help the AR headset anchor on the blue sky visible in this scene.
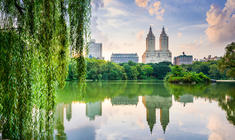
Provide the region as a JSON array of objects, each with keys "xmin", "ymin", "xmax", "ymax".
[{"xmin": 91, "ymin": 0, "xmax": 235, "ymax": 61}]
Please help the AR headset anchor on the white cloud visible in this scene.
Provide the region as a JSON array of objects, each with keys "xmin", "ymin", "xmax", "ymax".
[
  {"xmin": 207, "ymin": 115, "xmax": 235, "ymax": 140},
  {"xmin": 177, "ymin": 32, "xmax": 182, "ymax": 38},
  {"xmin": 104, "ymin": 0, "xmax": 112, "ymax": 6},
  {"xmin": 106, "ymin": 7, "xmax": 127, "ymax": 17},
  {"xmin": 206, "ymin": 0, "xmax": 235, "ymax": 43},
  {"xmin": 136, "ymin": 30, "xmax": 145, "ymax": 40},
  {"xmin": 91, "ymin": 0, "xmax": 112, "ymax": 10},
  {"xmin": 135, "ymin": 0, "xmax": 165, "ymax": 20},
  {"xmin": 135, "ymin": 0, "xmax": 149, "ymax": 8}
]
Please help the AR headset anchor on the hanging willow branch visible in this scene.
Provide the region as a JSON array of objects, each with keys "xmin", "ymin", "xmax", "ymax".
[
  {"xmin": 69, "ymin": 0, "xmax": 91, "ymax": 81},
  {"xmin": 0, "ymin": 0, "xmax": 91, "ymax": 139}
]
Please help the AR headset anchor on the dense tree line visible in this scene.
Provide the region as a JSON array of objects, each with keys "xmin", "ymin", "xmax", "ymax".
[
  {"xmin": 68, "ymin": 58, "xmax": 232, "ymax": 81},
  {"xmin": 181, "ymin": 61, "xmax": 228, "ymax": 80},
  {"xmin": 67, "ymin": 59, "xmax": 171, "ymax": 80}
]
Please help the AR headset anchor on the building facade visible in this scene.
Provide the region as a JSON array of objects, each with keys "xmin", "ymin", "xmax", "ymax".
[
  {"xmin": 111, "ymin": 53, "xmax": 139, "ymax": 63},
  {"xmin": 174, "ymin": 52, "xmax": 193, "ymax": 65},
  {"xmin": 142, "ymin": 26, "xmax": 172, "ymax": 64},
  {"xmin": 88, "ymin": 39, "xmax": 103, "ymax": 59}
]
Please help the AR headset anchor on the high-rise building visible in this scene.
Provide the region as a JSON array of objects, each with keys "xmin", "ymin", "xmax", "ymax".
[
  {"xmin": 174, "ymin": 52, "xmax": 193, "ymax": 65},
  {"xmin": 111, "ymin": 53, "xmax": 139, "ymax": 63},
  {"xmin": 88, "ymin": 39, "xmax": 103, "ymax": 59},
  {"xmin": 142, "ymin": 26, "xmax": 172, "ymax": 64}
]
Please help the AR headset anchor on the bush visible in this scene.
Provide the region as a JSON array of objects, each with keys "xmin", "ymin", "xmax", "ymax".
[{"xmin": 165, "ymin": 65, "xmax": 210, "ymax": 84}]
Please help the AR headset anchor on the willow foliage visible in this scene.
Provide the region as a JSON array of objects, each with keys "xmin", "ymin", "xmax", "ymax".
[
  {"xmin": 0, "ymin": 0, "xmax": 91, "ymax": 139},
  {"xmin": 69, "ymin": 0, "xmax": 91, "ymax": 81}
]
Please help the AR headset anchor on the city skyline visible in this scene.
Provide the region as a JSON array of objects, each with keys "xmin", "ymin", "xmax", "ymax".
[{"xmin": 91, "ymin": 0, "xmax": 235, "ymax": 61}]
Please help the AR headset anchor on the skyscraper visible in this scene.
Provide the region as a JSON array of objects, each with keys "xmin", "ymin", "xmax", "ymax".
[{"xmin": 88, "ymin": 39, "xmax": 103, "ymax": 59}]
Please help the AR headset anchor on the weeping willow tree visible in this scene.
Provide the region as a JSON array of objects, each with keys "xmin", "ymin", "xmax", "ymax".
[{"xmin": 0, "ymin": 0, "xmax": 90, "ymax": 139}]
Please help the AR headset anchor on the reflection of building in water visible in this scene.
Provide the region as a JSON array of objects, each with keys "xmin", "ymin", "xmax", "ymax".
[
  {"xmin": 86, "ymin": 102, "xmax": 102, "ymax": 120},
  {"xmin": 142, "ymin": 95, "xmax": 172, "ymax": 133},
  {"xmin": 178, "ymin": 94, "xmax": 194, "ymax": 107},
  {"xmin": 111, "ymin": 96, "xmax": 138, "ymax": 105},
  {"xmin": 65, "ymin": 104, "xmax": 72, "ymax": 121},
  {"xmin": 55, "ymin": 103, "xmax": 66, "ymax": 140}
]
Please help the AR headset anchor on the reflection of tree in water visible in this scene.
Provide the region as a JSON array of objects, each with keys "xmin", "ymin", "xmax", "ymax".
[
  {"xmin": 218, "ymin": 91, "xmax": 235, "ymax": 125},
  {"xmin": 56, "ymin": 81, "xmax": 169, "ymax": 103},
  {"xmin": 55, "ymin": 103, "xmax": 73, "ymax": 140},
  {"xmin": 166, "ymin": 82, "xmax": 235, "ymax": 125}
]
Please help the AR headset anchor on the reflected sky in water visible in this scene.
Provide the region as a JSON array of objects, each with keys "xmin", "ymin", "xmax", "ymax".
[{"xmin": 55, "ymin": 81, "xmax": 235, "ymax": 140}]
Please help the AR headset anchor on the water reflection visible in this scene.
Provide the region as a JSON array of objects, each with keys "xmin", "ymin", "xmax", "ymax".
[
  {"xmin": 142, "ymin": 95, "xmax": 172, "ymax": 133},
  {"xmin": 55, "ymin": 81, "xmax": 235, "ymax": 139},
  {"xmin": 86, "ymin": 102, "xmax": 102, "ymax": 120}
]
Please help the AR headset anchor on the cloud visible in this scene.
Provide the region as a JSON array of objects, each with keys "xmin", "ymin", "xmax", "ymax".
[
  {"xmin": 148, "ymin": 1, "xmax": 165, "ymax": 20},
  {"xmin": 207, "ymin": 115, "xmax": 235, "ymax": 140},
  {"xmin": 205, "ymin": 0, "xmax": 235, "ymax": 43},
  {"xmin": 106, "ymin": 7, "xmax": 127, "ymax": 17},
  {"xmin": 135, "ymin": 0, "xmax": 149, "ymax": 8},
  {"xmin": 103, "ymin": 0, "xmax": 112, "ymax": 6},
  {"xmin": 177, "ymin": 32, "xmax": 182, "ymax": 38},
  {"xmin": 91, "ymin": 0, "xmax": 104, "ymax": 11},
  {"xmin": 136, "ymin": 30, "xmax": 145, "ymax": 40},
  {"xmin": 135, "ymin": 0, "xmax": 165, "ymax": 20},
  {"xmin": 91, "ymin": 0, "xmax": 112, "ymax": 10}
]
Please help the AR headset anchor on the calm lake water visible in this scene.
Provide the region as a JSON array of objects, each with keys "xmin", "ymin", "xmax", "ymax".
[{"xmin": 55, "ymin": 81, "xmax": 235, "ymax": 140}]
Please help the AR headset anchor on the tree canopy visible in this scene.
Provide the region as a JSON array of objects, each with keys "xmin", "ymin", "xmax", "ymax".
[
  {"xmin": 0, "ymin": 0, "xmax": 91, "ymax": 139},
  {"xmin": 219, "ymin": 42, "xmax": 235, "ymax": 79}
]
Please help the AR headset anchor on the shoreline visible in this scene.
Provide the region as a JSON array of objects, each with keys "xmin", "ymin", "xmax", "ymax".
[{"xmin": 216, "ymin": 80, "xmax": 235, "ymax": 83}]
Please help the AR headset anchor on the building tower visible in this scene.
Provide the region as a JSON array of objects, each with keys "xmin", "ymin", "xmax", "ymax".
[
  {"xmin": 142, "ymin": 26, "xmax": 172, "ymax": 64},
  {"xmin": 146, "ymin": 26, "xmax": 155, "ymax": 51},
  {"xmin": 160, "ymin": 107, "xmax": 170, "ymax": 133},
  {"xmin": 159, "ymin": 27, "xmax": 168, "ymax": 51}
]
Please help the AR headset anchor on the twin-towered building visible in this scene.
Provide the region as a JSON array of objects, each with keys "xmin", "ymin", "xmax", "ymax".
[{"xmin": 142, "ymin": 26, "xmax": 172, "ymax": 64}]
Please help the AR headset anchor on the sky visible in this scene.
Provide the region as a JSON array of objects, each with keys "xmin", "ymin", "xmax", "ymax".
[{"xmin": 91, "ymin": 0, "xmax": 235, "ymax": 61}]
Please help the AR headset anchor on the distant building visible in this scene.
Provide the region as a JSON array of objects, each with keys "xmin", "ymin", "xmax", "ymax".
[
  {"xmin": 199, "ymin": 55, "xmax": 221, "ymax": 62},
  {"xmin": 142, "ymin": 26, "xmax": 172, "ymax": 64},
  {"xmin": 174, "ymin": 52, "xmax": 193, "ymax": 65},
  {"xmin": 88, "ymin": 39, "xmax": 103, "ymax": 59},
  {"xmin": 111, "ymin": 53, "xmax": 139, "ymax": 63}
]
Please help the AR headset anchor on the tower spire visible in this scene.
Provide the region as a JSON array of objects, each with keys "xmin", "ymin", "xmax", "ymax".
[
  {"xmin": 149, "ymin": 26, "xmax": 152, "ymax": 33},
  {"xmin": 162, "ymin": 26, "xmax": 165, "ymax": 34}
]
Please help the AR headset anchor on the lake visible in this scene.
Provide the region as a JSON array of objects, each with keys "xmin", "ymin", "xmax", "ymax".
[{"xmin": 55, "ymin": 81, "xmax": 235, "ymax": 140}]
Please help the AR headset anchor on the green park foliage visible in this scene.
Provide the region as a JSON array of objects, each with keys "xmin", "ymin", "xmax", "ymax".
[
  {"xmin": 0, "ymin": 0, "xmax": 90, "ymax": 139},
  {"xmin": 165, "ymin": 65, "xmax": 211, "ymax": 84},
  {"xmin": 218, "ymin": 42, "xmax": 235, "ymax": 78},
  {"xmin": 67, "ymin": 58, "xmax": 171, "ymax": 81},
  {"xmin": 67, "ymin": 57, "xmax": 231, "ymax": 81}
]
